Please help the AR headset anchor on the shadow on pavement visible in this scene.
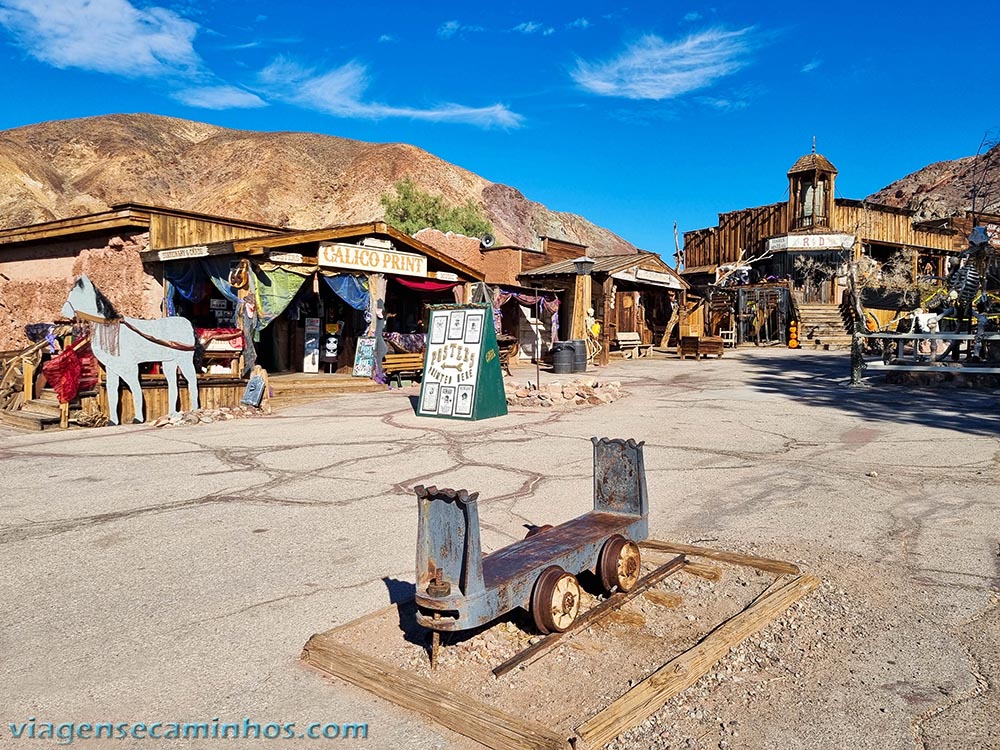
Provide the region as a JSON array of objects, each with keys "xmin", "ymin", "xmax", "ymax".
[{"xmin": 743, "ymin": 353, "xmax": 1000, "ymax": 437}]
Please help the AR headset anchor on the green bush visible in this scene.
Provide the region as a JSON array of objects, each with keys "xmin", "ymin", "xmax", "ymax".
[{"xmin": 381, "ymin": 178, "xmax": 492, "ymax": 237}]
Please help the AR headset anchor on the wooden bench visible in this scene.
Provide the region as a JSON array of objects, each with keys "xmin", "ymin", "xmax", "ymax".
[
  {"xmin": 614, "ymin": 331, "xmax": 653, "ymax": 359},
  {"xmin": 382, "ymin": 352, "xmax": 425, "ymax": 387}
]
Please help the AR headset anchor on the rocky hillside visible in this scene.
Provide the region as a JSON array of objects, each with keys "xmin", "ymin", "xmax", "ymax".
[
  {"xmin": 0, "ymin": 113, "xmax": 637, "ymax": 256},
  {"xmin": 867, "ymin": 142, "xmax": 1000, "ymax": 220}
]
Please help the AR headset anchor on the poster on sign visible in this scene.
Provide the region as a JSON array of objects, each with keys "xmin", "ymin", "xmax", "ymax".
[
  {"xmin": 303, "ymin": 317, "xmax": 321, "ymax": 373},
  {"xmin": 353, "ymin": 336, "xmax": 377, "ymax": 377},
  {"xmin": 416, "ymin": 303, "xmax": 507, "ymax": 421}
]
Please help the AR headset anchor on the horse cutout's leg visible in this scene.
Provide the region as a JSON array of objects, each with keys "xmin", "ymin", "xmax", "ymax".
[
  {"xmin": 121, "ymin": 368, "xmax": 144, "ymax": 424},
  {"xmin": 179, "ymin": 354, "xmax": 199, "ymax": 411},
  {"xmin": 106, "ymin": 369, "xmax": 121, "ymax": 426},
  {"xmin": 163, "ymin": 360, "xmax": 180, "ymax": 415}
]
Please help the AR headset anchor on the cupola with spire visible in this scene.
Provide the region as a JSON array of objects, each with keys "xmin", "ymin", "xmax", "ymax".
[{"xmin": 788, "ymin": 137, "xmax": 837, "ymax": 230}]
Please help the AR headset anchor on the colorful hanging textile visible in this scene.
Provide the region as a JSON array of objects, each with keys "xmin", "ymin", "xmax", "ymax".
[
  {"xmin": 163, "ymin": 262, "xmax": 208, "ymax": 316},
  {"xmin": 494, "ymin": 288, "xmax": 561, "ymax": 339},
  {"xmin": 253, "ymin": 265, "xmax": 308, "ymax": 329},
  {"xmin": 392, "ymin": 277, "xmax": 460, "ymax": 293},
  {"xmin": 322, "ymin": 274, "xmax": 370, "ymax": 311}
]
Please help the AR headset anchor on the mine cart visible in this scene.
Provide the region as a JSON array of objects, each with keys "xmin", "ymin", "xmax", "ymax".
[{"xmin": 414, "ymin": 437, "xmax": 649, "ymax": 635}]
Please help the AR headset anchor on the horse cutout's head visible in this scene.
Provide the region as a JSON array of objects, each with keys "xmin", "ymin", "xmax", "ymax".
[{"xmin": 61, "ymin": 274, "xmax": 118, "ymax": 320}]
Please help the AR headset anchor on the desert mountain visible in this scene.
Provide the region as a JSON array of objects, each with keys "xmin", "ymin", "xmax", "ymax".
[
  {"xmin": 0, "ymin": 113, "xmax": 638, "ymax": 256},
  {"xmin": 867, "ymin": 142, "xmax": 1000, "ymax": 221}
]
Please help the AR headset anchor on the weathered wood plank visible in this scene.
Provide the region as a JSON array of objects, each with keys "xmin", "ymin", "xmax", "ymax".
[
  {"xmin": 641, "ymin": 540, "xmax": 800, "ymax": 576},
  {"xmin": 301, "ymin": 636, "xmax": 569, "ymax": 750},
  {"xmin": 492, "ymin": 555, "xmax": 686, "ymax": 678},
  {"xmin": 680, "ymin": 561, "xmax": 723, "ymax": 582},
  {"xmin": 575, "ymin": 574, "xmax": 820, "ymax": 748}
]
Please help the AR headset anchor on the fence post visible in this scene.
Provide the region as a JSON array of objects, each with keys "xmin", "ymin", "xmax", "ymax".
[{"xmin": 850, "ymin": 323, "xmax": 866, "ymax": 387}]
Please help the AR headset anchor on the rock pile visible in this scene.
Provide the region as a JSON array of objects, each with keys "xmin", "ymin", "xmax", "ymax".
[
  {"xmin": 152, "ymin": 404, "xmax": 268, "ymax": 428},
  {"xmin": 504, "ymin": 379, "xmax": 625, "ymax": 408}
]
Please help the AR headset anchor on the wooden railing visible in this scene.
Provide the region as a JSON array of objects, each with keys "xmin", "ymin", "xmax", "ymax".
[{"xmin": 860, "ymin": 331, "xmax": 1000, "ymax": 374}]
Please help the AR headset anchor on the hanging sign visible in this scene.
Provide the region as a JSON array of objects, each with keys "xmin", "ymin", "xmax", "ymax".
[
  {"xmin": 766, "ymin": 233, "xmax": 854, "ymax": 252},
  {"xmin": 417, "ymin": 303, "xmax": 507, "ymax": 421},
  {"xmin": 318, "ymin": 242, "xmax": 428, "ymax": 278}
]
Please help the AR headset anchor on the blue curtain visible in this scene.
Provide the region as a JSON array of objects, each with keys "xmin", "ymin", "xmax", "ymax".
[
  {"xmin": 323, "ymin": 274, "xmax": 370, "ymax": 311},
  {"xmin": 163, "ymin": 262, "xmax": 208, "ymax": 316},
  {"xmin": 201, "ymin": 258, "xmax": 243, "ymax": 307}
]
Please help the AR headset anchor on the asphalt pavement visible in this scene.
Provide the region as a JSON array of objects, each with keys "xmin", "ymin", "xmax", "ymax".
[{"xmin": 1, "ymin": 348, "xmax": 996, "ymax": 750}]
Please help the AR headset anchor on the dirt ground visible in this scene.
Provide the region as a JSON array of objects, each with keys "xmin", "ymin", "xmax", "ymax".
[{"xmin": 2, "ymin": 349, "xmax": 997, "ymax": 750}]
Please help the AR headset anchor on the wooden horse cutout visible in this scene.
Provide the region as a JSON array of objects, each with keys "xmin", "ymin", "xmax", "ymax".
[{"xmin": 62, "ymin": 275, "xmax": 199, "ymax": 424}]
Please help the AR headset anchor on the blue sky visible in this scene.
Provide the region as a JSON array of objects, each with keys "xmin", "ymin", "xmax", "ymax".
[{"xmin": 0, "ymin": 1, "xmax": 998, "ymax": 256}]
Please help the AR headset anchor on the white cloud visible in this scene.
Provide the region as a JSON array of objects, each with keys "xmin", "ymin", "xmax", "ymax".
[
  {"xmin": 0, "ymin": 0, "xmax": 200, "ymax": 78},
  {"xmin": 571, "ymin": 27, "xmax": 756, "ymax": 100},
  {"xmin": 569, "ymin": 17, "xmax": 590, "ymax": 29},
  {"xmin": 514, "ymin": 21, "xmax": 542, "ymax": 34},
  {"xmin": 378, "ymin": 34, "xmax": 394, "ymax": 43},
  {"xmin": 542, "ymin": 27, "xmax": 555, "ymax": 36},
  {"xmin": 437, "ymin": 20, "xmax": 483, "ymax": 39},
  {"xmin": 173, "ymin": 84, "xmax": 267, "ymax": 109},
  {"xmin": 695, "ymin": 95, "xmax": 748, "ymax": 111},
  {"xmin": 801, "ymin": 58, "xmax": 821, "ymax": 73},
  {"xmin": 683, "ymin": 12, "xmax": 703, "ymax": 22},
  {"xmin": 438, "ymin": 20, "xmax": 461, "ymax": 38},
  {"xmin": 258, "ymin": 56, "xmax": 523, "ymax": 128}
]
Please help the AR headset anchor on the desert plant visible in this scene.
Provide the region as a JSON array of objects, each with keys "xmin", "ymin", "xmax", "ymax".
[{"xmin": 380, "ymin": 178, "xmax": 492, "ymax": 237}]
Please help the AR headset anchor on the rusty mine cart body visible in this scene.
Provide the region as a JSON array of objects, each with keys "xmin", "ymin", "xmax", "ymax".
[{"xmin": 414, "ymin": 437, "xmax": 649, "ymax": 635}]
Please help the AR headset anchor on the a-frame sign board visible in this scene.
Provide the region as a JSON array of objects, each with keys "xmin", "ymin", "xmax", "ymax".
[{"xmin": 417, "ymin": 303, "xmax": 508, "ymax": 421}]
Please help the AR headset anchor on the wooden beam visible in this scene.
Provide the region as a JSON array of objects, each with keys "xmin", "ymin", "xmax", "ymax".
[
  {"xmin": 643, "ymin": 590, "xmax": 682, "ymax": 608},
  {"xmin": 680, "ymin": 561, "xmax": 723, "ymax": 582},
  {"xmin": 0, "ymin": 211, "xmax": 149, "ymax": 246},
  {"xmin": 492, "ymin": 555, "xmax": 686, "ymax": 678},
  {"xmin": 575, "ymin": 574, "xmax": 820, "ymax": 748},
  {"xmin": 640, "ymin": 540, "xmax": 800, "ymax": 576},
  {"xmin": 301, "ymin": 636, "xmax": 569, "ymax": 750}
]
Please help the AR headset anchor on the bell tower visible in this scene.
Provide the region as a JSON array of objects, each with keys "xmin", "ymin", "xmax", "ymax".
[{"xmin": 788, "ymin": 139, "xmax": 837, "ymax": 230}]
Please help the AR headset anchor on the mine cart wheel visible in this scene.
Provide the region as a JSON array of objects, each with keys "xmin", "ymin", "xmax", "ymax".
[
  {"xmin": 599, "ymin": 534, "xmax": 642, "ymax": 593},
  {"xmin": 531, "ymin": 565, "xmax": 581, "ymax": 634}
]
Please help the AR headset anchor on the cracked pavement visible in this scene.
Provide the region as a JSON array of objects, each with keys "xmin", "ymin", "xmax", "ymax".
[{"xmin": 0, "ymin": 348, "xmax": 997, "ymax": 749}]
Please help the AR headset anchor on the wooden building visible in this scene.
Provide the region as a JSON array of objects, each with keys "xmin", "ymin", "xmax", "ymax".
[
  {"xmin": 519, "ymin": 253, "xmax": 687, "ymax": 365},
  {"xmin": 681, "ymin": 150, "xmax": 956, "ymax": 303},
  {"xmin": 0, "ymin": 203, "xmax": 286, "ymax": 351}
]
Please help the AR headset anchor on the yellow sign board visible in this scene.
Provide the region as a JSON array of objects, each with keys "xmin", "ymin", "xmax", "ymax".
[{"xmin": 318, "ymin": 242, "xmax": 427, "ymax": 278}]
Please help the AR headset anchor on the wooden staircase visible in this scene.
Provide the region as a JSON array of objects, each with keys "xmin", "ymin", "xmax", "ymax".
[
  {"xmin": 796, "ymin": 303, "xmax": 853, "ymax": 350},
  {"xmin": 0, "ymin": 388, "xmax": 63, "ymax": 431}
]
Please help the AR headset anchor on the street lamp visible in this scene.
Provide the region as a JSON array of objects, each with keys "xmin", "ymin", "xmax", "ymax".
[{"xmin": 572, "ymin": 256, "xmax": 596, "ymax": 276}]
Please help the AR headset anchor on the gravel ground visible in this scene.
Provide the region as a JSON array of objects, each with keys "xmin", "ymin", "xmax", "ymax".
[{"xmin": 1, "ymin": 348, "xmax": 997, "ymax": 750}]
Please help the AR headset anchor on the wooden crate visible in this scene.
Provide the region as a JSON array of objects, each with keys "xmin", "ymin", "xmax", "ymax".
[{"xmin": 678, "ymin": 336, "xmax": 724, "ymax": 360}]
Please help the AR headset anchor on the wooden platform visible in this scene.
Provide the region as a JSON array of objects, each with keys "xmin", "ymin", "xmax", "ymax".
[
  {"xmin": 90, "ymin": 376, "xmax": 246, "ymax": 423},
  {"xmin": 301, "ymin": 540, "xmax": 818, "ymax": 750}
]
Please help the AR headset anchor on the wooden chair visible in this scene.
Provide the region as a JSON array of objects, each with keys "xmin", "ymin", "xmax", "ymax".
[{"xmin": 719, "ymin": 329, "xmax": 737, "ymax": 348}]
